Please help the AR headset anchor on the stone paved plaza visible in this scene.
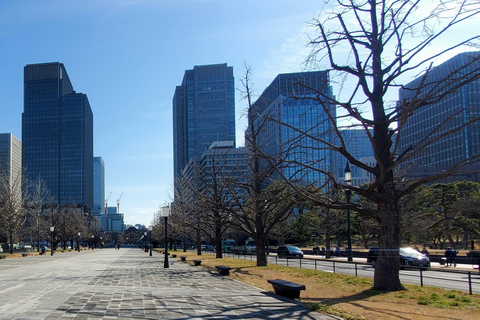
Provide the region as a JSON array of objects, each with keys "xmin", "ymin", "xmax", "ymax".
[{"xmin": 0, "ymin": 248, "xmax": 340, "ymax": 319}]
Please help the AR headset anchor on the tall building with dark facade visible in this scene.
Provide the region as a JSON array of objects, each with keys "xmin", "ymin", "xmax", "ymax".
[
  {"xmin": 250, "ymin": 71, "xmax": 334, "ymax": 187},
  {"xmin": 173, "ymin": 64, "xmax": 235, "ymax": 180},
  {"xmin": 22, "ymin": 63, "xmax": 93, "ymax": 212},
  {"xmin": 398, "ymin": 52, "xmax": 480, "ymax": 179}
]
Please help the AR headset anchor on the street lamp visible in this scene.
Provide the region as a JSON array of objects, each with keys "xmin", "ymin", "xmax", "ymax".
[
  {"xmin": 149, "ymin": 230, "xmax": 152, "ymax": 256},
  {"xmin": 344, "ymin": 162, "xmax": 353, "ymax": 262},
  {"xmin": 50, "ymin": 226, "xmax": 55, "ymax": 256},
  {"xmin": 161, "ymin": 205, "xmax": 171, "ymax": 268},
  {"xmin": 77, "ymin": 232, "xmax": 81, "ymax": 252},
  {"xmin": 91, "ymin": 234, "xmax": 94, "ymax": 250},
  {"xmin": 144, "ymin": 231, "xmax": 148, "ymax": 253}
]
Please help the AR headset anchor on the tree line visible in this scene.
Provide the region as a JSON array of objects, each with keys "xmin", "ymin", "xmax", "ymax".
[{"xmin": 0, "ymin": 173, "xmax": 100, "ymax": 254}]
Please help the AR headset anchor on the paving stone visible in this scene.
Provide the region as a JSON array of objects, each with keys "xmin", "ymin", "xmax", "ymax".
[{"xmin": 0, "ymin": 248, "xmax": 341, "ymax": 319}]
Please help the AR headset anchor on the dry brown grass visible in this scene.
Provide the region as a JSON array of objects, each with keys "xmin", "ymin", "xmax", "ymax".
[{"xmin": 175, "ymin": 251, "xmax": 480, "ymax": 320}]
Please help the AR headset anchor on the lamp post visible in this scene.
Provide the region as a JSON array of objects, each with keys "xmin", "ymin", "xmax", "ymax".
[
  {"xmin": 77, "ymin": 232, "xmax": 81, "ymax": 252},
  {"xmin": 344, "ymin": 162, "xmax": 353, "ymax": 262},
  {"xmin": 50, "ymin": 226, "xmax": 55, "ymax": 256},
  {"xmin": 149, "ymin": 230, "xmax": 152, "ymax": 256},
  {"xmin": 144, "ymin": 231, "xmax": 148, "ymax": 253},
  {"xmin": 161, "ymin": 205, "xmax": 171, "ymax": 268},
  {"xmin": 91, "ymin": 234, "xmax": 94, "ymax": 250}
]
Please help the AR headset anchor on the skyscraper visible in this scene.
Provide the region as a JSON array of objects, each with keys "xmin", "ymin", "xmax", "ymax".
[
  {"xmin": 173, "ymin": 64, "xmax": 235, "ymax": 180},
  {"xmin": 22, "ymin": 62, "xmax": 93, "ymax": 212},
  {"xmin": 250, "ymin": 71, "xmax": 334, "ymax": 187},
  {"xmin": 92, "ymin": 157, "xmax": 105, "ymax": 215},
  {"xmin": 0, "ymin": 133, "xmax": 22, "ymax": 188},
  {"xmin": 398, "ymin": 51, "xmax": 480, "ymax": 178}
]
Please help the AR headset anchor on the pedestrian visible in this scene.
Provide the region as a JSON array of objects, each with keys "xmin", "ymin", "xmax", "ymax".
[
  {"xmin": 445, "ymin": 247, "xmax": 456, "ymax": 267},
  {"xmin": 321, "ymin": 246, "xmax": 326, "ymax": 256},
  {"xmin": 335, "ymin": 246, "xmax": 341, "ymax": 257},
  {"xmin": 421, "ymin": 246, "xmax": 429, "ymax": 257}
]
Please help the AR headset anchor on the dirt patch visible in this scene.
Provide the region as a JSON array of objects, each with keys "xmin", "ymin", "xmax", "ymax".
[{"xmin": 177, "ymin": 252, "xmax": 480, "ymax": 320}]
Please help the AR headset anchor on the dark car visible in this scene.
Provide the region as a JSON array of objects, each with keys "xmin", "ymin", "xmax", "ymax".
[
  {"xmin": 367, "ymin": 247, "xmax": 430, "ymax": 269},
  {"xmin": 277, "ymin": 245, "xmax": 304, "ymax": 259}
]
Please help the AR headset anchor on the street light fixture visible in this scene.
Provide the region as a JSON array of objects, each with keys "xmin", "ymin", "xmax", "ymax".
[
  {"xmin": 50, "ymin": 226, "xmax": 55, "ymax": 256},
  {"xmin": 344, "ymin": 162, "xmax": 353, "ymax": 262},
  {"xmin": 78, "ymin": 232, "xmax": 81, "ymax": 252},
  {"xmin": 161, "ymin": 205, "xmax": 171, "ymax": 268},
  {"xmin": 91, "ymin": 234, "xmax": 94, "ymax": 250}
]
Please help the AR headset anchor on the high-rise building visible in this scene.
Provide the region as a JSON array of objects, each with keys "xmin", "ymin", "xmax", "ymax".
[
  {"xmin": 250, "ymin": 71, "xmax": 334, "ymax": 187},
  {"xmin": 173, "ymin": 64, "xmax": 235, "ymax": 180},
  {"xmin": 22, "ymin": 62, "xmax": 93, "ymax": 212},
  {"xmin": 398, "ymin": 51, "xmax": 480, "ymax": 179},
  {"xmin": 182, "ymin": 141, "xmax": 248, "ymax": 199},
  {"xmin": 92, "ymin": 157, "xmax": 105, "ymax": 215},
  {"xmin": 0, "ymin": 133, "xmax": 22, "ymax": 188},
  {"xmin": 333, "ymin": 129, "xmax": 375, "ymax": 186}
]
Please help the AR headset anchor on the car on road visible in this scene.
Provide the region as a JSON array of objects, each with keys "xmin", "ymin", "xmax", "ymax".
[
  {"xmin": 201, "ymin": 245, "xmax": 215, "ymax": 251},
  {"xmin": 367, "ymin": 247, "xmax": 430, "ymax": 269},
  {"xmin": 277, "ymin": 245, "xmax": 304, "ymax": 259}
]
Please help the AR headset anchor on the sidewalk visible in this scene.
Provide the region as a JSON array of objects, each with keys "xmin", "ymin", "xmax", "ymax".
[{"xmin": 0, "ymin": 248, "xmax": 340, "ymax": 319}]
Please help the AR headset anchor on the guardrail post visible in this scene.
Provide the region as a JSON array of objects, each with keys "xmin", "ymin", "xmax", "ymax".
[
  {"xmin": 315, "ymin": 259, "xmax": 317, "ymax": 270},
  {"xmin": 355, "ymin": 263, "xmax": 358, "ymax": 277},
  {"xmin": 333, "ymin": 261, "xmax": 336, "ymax": 274},
  {"xmin": 420, "ymin": 269, "xmax": 423, "ymax": 287},
  {"xmin": 300, "ymin": 258, "xmax": 302, "ymax": 268},
  {"xmin": 468, "ymin": 272, "xmax": 472, "ymax": 295}
]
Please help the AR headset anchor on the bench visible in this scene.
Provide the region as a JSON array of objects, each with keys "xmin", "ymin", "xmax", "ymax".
[
  {"xmin": 0, "ymin": 255, "xmax": 6, "ymax": 259},
  {"xmin": 267, "ymin": 279, "xmax": 305, "ymax": 299},
  {"xmin": 172, "ymin": 254, "xmax": 177, "ymax": 258},
  {"xmin": 215, "ymin": 265, "xmax": 231, "ymax": 276},
  {"xmin": 22, "ymin": 253, "xmax": 29, "ymax": 257},
  {"xmin": 180, "ymin": 256, "xmax": 186, "ymax": 262},
  {"xmin": 192, "ymin": 259, "xmax": 202, "ymax": 266}
]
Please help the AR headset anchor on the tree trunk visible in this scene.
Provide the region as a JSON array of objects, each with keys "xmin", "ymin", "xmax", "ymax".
[
  {"xmin": 183, "ymin": 234, "xmax": 187, "ymax": 252},
  {"xmin": 215, "ymin": 222, "xmax": 223, "ymax": 259},
  {"xmin": 373, "ymin": 202, "xmax": 405, "ymax": 291},
  {"xmin": 9, "ymin": 233, "xmax": 14, "ymax": 254},
  {"xmin": 196, "ymin": 229, "xmax": 202, "ymax": 256},
  {"xmin": 256, "ymin": 236, "xmax": 267, "ymax": 266}
]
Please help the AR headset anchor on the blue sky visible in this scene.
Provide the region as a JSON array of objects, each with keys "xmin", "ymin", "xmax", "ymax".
[
  {"xmin": 1, "ymin": 1, "xmax": 475, "ymax": 227},
  {"xmin": 0, "ymin": 0, "xmax": 323, "ymax": 226}
]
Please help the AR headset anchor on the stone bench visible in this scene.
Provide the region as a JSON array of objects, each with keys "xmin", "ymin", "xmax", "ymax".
[
  {"xmin": 215, "ymin": 265, "xmax": 231, "ymax": 276},
  {"xmin": 192, "ymin": 259, "xmax": 202, "ymax": 266},
  {"xmin": 22, "ymin": 253, "xmax": 29, "ymax": 257},
  {"xmin": 180, "ymin": 256, "xmax": 186, "ymax": 262},
  {"xmin": 172, "ymin": 254, "xmax": 177, "ymax": 258},
  {"xmin": 267, "ymin": 279, "xmax": 305, "ymax": 299},
  {"xmin": 0, "ymin": 255, "xmax": 6, "ymax": 259}
]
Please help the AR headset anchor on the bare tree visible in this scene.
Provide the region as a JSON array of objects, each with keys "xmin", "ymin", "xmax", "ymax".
[
  {"xmin": 0, "ymin": 172, "xmax": 27, "ymax": 254},
  {"xmin": 24, "ymin": 177, "xmax": 52, "ymax": 252},
  {"xmin": 259, "ymin": 1, "xmax": 480, "ymax": 291},
  {"xmin": 225, "ymin": 65, "xmax": 297, "ymax": 267}
]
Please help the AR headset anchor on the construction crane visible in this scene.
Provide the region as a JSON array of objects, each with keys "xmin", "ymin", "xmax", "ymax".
[
  {"xmin": 117, "ymin": 191, "xmax": 124, "ymax": 214},
  {"xmin": 105, "ymin": 192, "xmax": 112, "ymax": 214}
]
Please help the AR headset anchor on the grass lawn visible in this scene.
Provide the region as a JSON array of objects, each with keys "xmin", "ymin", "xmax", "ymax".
[{"xmin": 174, "ymin": 251, "xmax": 480, "ymax": 320}]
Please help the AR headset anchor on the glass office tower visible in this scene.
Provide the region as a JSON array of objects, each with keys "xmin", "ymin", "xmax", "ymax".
[
  {"xmin": 250, "ymin": 71, "xmax": 334, "ymax": 188},
  {"xmin": 92, "ymin": 156, "xmax": 105, "ymax": 215},
  {"xmin": 22, "ymin": 62, "xmax": 93, "ymax": 212},
  {"xmin": 398, "ymin": 51, "xmax": 480, "ymax": 177},
  {"xmin": 173, "ymin": 63, "xmax": 235, "ymax": 179}
]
